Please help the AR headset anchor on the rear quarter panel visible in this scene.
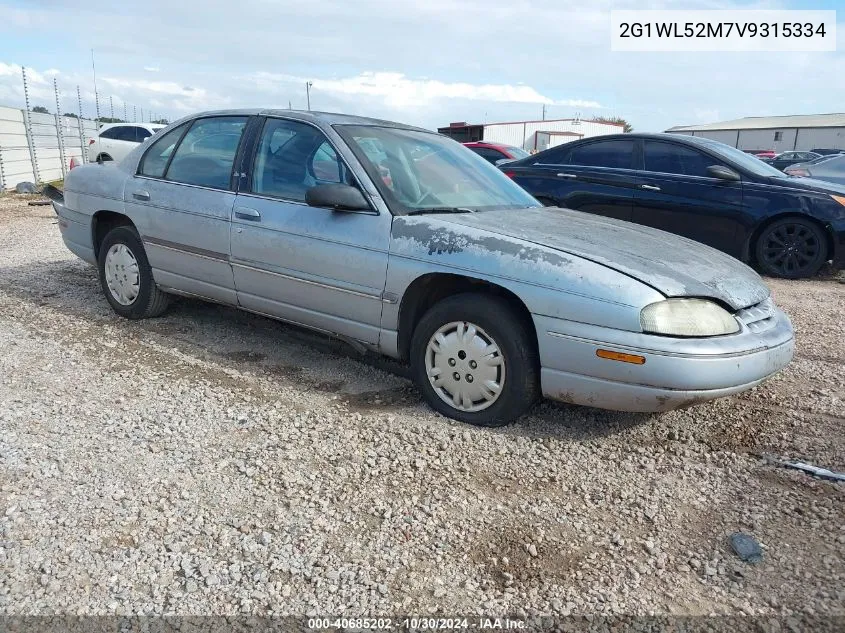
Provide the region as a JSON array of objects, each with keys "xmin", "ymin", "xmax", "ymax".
[{"xmin": 59, "ymin": 164, "xmax": 130, "ymax": 263}]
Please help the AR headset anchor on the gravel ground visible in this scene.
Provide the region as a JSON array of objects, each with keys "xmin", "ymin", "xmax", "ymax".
[{"xmin": 0, "ymin": 193, "xmax": 843, "ymax": 618}]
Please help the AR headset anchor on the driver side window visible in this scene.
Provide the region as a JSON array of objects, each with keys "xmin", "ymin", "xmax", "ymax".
[{"xmin": 251, "ymin": 119, "xmax": 346, "ymax": 202}]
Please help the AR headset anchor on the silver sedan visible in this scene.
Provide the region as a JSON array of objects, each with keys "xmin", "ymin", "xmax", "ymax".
[{"xmin": 52, "ymin": 109, "xmax": 794, "ymax": 426}]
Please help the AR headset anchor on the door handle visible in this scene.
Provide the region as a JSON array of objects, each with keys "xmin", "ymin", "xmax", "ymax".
[
  {"xmin": 132, "ymin": 190, "xmax": 150, "ymax": 201},
  {"xmin": 234, "ymin": 206, "xmax": 261, "ymax": 221},
  {"xmin": 556, "ymin": 173, "xmax": 577, "ymax": 179},
  {"xmin": 640, "ymin": 184, "xmax": 661, "ymax": 192}
]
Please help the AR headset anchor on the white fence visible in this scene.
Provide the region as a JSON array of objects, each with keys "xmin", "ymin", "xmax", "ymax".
[{"xmin": 0, "ymin": 105, "xmax": 99, "ymax": 190}]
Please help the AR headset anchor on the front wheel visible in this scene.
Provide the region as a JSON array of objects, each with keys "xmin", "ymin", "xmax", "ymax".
[
  {"xmin": 97, "ymin": 225, "xmax": 170, "ymax": 319},
  {"xmin": 754, "ymin": 217, "xmax": 827, "ymax": 278},
  {"xmin": 410, "ymin": 294, "xmax": 539, "ymax": 426}
]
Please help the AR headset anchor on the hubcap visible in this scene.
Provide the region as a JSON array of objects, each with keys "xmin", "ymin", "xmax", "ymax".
[
  {"xmin": 762, "ymin": 223, "xmax": 820, "ymax": 275},
  {"xmin": 104, "ymin": 243, "xmax": 140, "ymax": 306},
  {"xmin": 425, "ymin": 321, "xmax": 505, "ymax": 413}
]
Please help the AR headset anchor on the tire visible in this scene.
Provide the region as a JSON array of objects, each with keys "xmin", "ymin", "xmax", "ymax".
[
  {"xmin": 97, "ymin": 225, "xmax": 170, "ymax": 319},
  {"xmin": 535, "ymin": 196, "xmax": 556, "ymax": 207},
  {"xmin": 410, "ymin": 293, "xmax": 539, "ymax": 426},
  {"xmin": 754, "ymin": 217, "xmax": 827, "ymax": 279},
  {"xmin": 96, "ymin": 154, "xmax": 112, "ymax": 164}
]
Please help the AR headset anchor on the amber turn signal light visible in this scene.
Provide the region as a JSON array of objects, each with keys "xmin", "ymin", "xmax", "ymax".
[{"xmin": 596, "ymin": 349, "xmax": 646, "ymax": 365}]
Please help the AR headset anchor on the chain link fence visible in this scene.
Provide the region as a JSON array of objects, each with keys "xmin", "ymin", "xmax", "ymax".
[
  {"xmin": 0, "ymin": 106, "xmax": 98, "ymax": 190},
  {"xmin": 0, "ymin": 66, "xmax": 172, "ymax": 191}
]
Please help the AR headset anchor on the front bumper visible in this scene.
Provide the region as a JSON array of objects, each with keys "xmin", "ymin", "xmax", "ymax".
[
  {"xmin": 536, "ymin": 303, "xmax": 794, "ymax": 413},
  {"xmin": 829, "ymin": 218, "xmax": 845, "ymax": 269}
]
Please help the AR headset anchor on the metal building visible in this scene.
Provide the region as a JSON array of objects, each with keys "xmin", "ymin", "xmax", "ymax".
[
  {"xmin": 666, "ymin": 113, "xmax": 845, "ymax": 153},
  {"xmin": 438, "ymin": 117, "xmax": 624, "ymax": 151}
]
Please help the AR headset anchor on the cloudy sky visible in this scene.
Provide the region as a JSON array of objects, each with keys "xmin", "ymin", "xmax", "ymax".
[{"xmin": 0, "ymin": 0, "xmax": 843, "ymax": 131}]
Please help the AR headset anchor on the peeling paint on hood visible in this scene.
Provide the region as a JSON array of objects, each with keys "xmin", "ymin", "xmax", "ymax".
[{"xmin": 431, "ymin": 207, "xmax": 770, "ymax": 310}]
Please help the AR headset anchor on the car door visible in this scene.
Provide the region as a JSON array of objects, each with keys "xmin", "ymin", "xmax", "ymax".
[
  {"xmin": 511, "ymin": 139, "xmax": 636, "ymax": 221},
  {"xmin": 123, "ymin": 115, "xmax": 250, "ymax": 304},
  {"xmin": 631, "ymin": 140, "xmax": 744, "ymax": 255},
  {"xmin": 107, "ymin": 126, "xmax": 142, "ymax": 162},
  {"xmin": 230, "ymin": 116, "xmax": 390, "ymax": 345},
  {"xmin": 94, "ymin": 126, "xmax": 122, "ymax": 161}
]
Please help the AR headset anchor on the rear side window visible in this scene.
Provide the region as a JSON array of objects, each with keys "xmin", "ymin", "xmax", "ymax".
[
  {"xmin": 138, "ymin": 123, "xmax": 190, "ymax": 178},
  {"xmin": 643, "ymin": 141, "xmax": 722, "ymax": 178},
  {"xmin": 470, "ymin": 147, "xmax": 506, "ymax": 164},
  {"xmin": 99, "ymin": 127, "xmax": 122, "ymax": 140},
  {"xmin": 569, "ymin": 140, "xmax": 635, "ymax": 169},
  {"xmin": 535, "ymin": 145, "xmax": 570, "ymax": 165},
  {"xmin": 137, "ymin": 127, "xmax": 153, "ymax": 142},
  {"xmin": 111, "ymin": 127, "xmax": 136, "ymax": 142},
  {"xmin": 165, "ymin": 117, "xmax": 248, "ymax": 189}
]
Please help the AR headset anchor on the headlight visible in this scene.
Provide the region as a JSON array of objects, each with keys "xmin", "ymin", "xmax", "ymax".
[{"xmin": 640, "ymin": 299, "xmax": 740, "ymax": 337}]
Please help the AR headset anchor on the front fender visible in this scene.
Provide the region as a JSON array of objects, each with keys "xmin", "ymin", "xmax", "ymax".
[{"xmin": 383, "ymin": 216, "xmax": 664, "ymax": 346}]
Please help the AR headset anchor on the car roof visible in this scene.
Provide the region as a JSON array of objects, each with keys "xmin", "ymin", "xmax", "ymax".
[
  {"xmin": 464, "ymin": 141, "xmax": 512, "ymax": 148},
  {"xmin": 169, "ymin": 108, "xmax": 432, "ymax": 134},
  {"xmin": 99, "ymin": 122, "xmax": 166, "ymax": 130}
]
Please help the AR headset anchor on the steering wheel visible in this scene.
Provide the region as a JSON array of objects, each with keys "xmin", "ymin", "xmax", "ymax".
[
  {"xmin": 413, "ymin": 185, "xmax": 437, "ymax": 206},
  {"xmin": 383, "ymin": 157, "xmax": 421, "ymax": 203}
]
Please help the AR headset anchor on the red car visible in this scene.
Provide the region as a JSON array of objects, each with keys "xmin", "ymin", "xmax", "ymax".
[
  {"xmin": 463, "ymin": 141, "xmax": 530, "ymax": 164},
  {"xmin": 753, "ymin": 150, "xmax": 777, "ymax": 159}
]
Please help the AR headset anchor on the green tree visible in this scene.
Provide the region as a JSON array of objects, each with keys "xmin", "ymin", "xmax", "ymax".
[
  {"xmin": 31, "ymin": 105, "xmax": 49, "ymax": 114},
  {"xmin": 63, "ymin": 112, "xmax": 78, "ymax": 118},
  {"xmin": 594, "ymin": 116, "xmax": 633, "ymax": 133}
]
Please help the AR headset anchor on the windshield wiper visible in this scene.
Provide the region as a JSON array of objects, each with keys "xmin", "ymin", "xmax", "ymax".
[{"xmin": 406, "ymin": 207, "xmax": 475, "ymax": 216}]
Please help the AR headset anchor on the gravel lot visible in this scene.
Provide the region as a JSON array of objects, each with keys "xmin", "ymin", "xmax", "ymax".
[{"xmin": 0, "ymin": 193, "xmax": 843, "ymax": 619}]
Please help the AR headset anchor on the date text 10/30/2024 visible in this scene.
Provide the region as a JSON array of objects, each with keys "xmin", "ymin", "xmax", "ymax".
[{"xmin": 307, "ymin": 617, "xmax": 526, "ymax": 630}]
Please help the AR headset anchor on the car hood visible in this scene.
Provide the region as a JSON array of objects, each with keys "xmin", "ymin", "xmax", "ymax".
[
  {"xmin": 433, "ymin": 207, "xmax": 769, "ymax": 310},
  {"xmin": 768, "ymin": 174, "xmax": 845, "ymax": 195}
]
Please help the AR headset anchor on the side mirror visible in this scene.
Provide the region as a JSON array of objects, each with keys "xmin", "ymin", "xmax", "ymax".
[
  {"xmin": 707, "ymin": 165, "xmax": 741, "ymax": 182},
  {"xmin": 305, "ymin": 184, "xmax": 371, "ymax": 211}
]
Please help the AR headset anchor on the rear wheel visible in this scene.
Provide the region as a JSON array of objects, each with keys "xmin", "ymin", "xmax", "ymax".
[
  {"xmin": 96, "ymin": 153, "xmax": 113, "ymax": 164},
  {"xmin": 754, "ymin": 217, "xmax": 827, "ymax": 278},
  {"xmin": 97, "ymin": 225, "xmax": 169, "ymax": 319},
  {"xmin": 410, "ymin": 294, "xmax": 539, "ymax": 426}
]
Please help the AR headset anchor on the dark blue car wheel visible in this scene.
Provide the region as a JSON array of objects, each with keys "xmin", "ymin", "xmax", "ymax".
[{"xmin": 755, "ymin": 218, "xmax": 827, "ymax": 279}]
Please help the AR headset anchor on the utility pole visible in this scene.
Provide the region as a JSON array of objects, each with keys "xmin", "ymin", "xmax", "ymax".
[
  {"xmin": 542, "ymin": 104, "xmax": 546, "ymax": 120},
  {"xmin": 306, "ymin": 82, "xmax": 313, "ymax": 111}
]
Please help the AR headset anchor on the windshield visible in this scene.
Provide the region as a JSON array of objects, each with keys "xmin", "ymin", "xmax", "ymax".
[
  {"xmin": 336, "ymin": 125, "xmax": 541, "ymax": 214},
  {"xmin": 689, "ymin": 137, "xmax": 784, "ymax": 177}
]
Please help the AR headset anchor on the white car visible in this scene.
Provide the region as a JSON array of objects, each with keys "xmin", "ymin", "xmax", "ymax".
[{"xmin": 87, "ymin": 123, "xmax": 166, "ymax": 164}]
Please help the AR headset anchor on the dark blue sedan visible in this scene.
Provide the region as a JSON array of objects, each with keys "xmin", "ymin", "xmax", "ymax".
[{"xmin": 501, "ymin": 133, "xmax": 845, "ymax": 278}]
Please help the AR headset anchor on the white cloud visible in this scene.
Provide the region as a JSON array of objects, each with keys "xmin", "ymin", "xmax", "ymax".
[
  {"xmin": 1, "ymin": 0, "xmax": 844, "ymax": 130},
  {"xmin": 247, "ymin": 71, "xmax": 601, "ymax": 110}
]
